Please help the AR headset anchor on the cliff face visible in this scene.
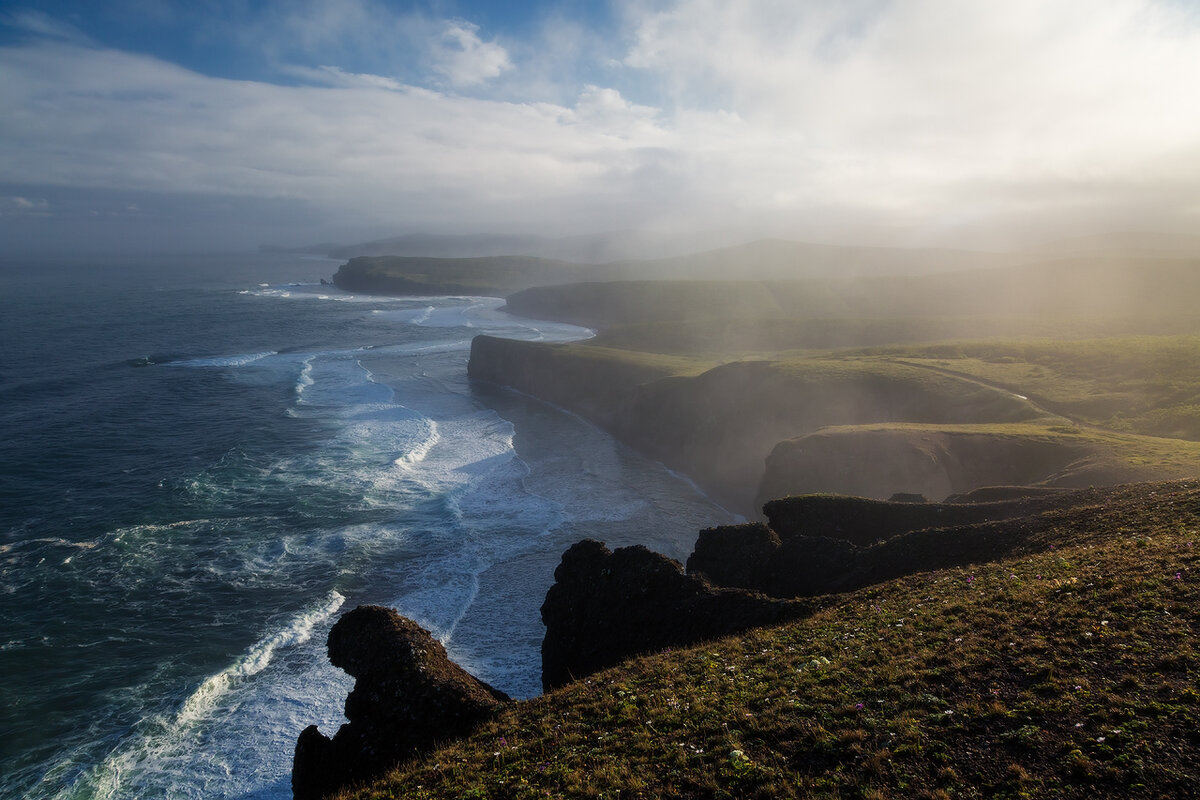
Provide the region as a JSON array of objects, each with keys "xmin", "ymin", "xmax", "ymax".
[
  {"xmin": 292, "ymin": 606, "xmax": 508, "ymax": 800},
  {"xmin": 467, "ymin": 335, "xmax": 692, "ymax": 428},
  {"xmin": 760, "ymin": 489, "xmax": 1083, "ymax": 543},
  {"xmin": 754, "ymin": 427, "xmax": 1138, "ymax": 508},
  {"xmin": 687, "ymin": 489, "xmax": 1103, "ymax": 599},
  {"xmin": 468, "ymin": 337, "xmax": 1041, "ymax": 514},
  {"xmin": 540, "ymin": 540, "xmax": 814, "ymax": 691},
  {"xmin": 539, "ymin": 488, "xmax": 1105, "ymax": 692},
  {"xmin": 331, "ymin": 255, "xmax": 581, "ymax": 297}
]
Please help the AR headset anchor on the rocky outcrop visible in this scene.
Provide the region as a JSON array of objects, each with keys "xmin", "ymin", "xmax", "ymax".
[
  {"xmin": 686, "ymin": 519, "xmax": 1027, "ymax": 598},
  {"xmin": 292, "ymin": 606, "xmax": 509, "ymax": 800},
  {"xmin": 540, "ymin": 540, "xmax": 815, "ymax": 691},
  {"xmin": 688, "ymin": 489, "xmax": 1104, "ymax": 599},
  {"xmin": 760, "ymin": 490, "xmax": 1088, "ymax": 545},
  {"xmin": 685, "ymin": 524, "xmax": 858, "ymax": 598}
]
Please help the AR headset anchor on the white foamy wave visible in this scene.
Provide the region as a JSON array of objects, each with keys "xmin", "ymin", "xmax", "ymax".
[
  {"xmin": 366, "ymin": 296, "xmax": 593, "ymax": 343},
  {"xmin": 394, "ymin": 419, "xmax": 440, "ymax": 468},
  {"xmin": 374, "ymin": 302, "xmax": 490, "ymax": 328},
  {"xmin": 246, "ymin": 283, "xmax": 413, "ymax": 303},
  {"xmin": 176, "ymin": 591, "xmax": 345, "ymax": 726},
  {"xmin": 295, "ymin": 356, "xmax": 315, "ymax": 396},
  {"xmin": 51, "ymin": 591, "xmax": 349, "ymax": 800},
  {"xmin": 171, "ymin": 351, "xmax": 276, "ymax": 368}
]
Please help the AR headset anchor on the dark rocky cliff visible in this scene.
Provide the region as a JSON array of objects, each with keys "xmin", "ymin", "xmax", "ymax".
[
  {"xmin": 540, "ymin": 540, "xmax": 815, "ymax": 691},
  {"xmin": 467, "ymin": 334, "xmax": 688, "ymax": 427},
  {"xmin": 292, "ymin": 606, "xmax": 508, "ymax": 800},
  {"xmin": 685, "ymin": 491, "xmax": 1100, "ymax": 599},
  {"xmin": 540, "ymin": 488, "xmax": 1108, "ymax": 688}
]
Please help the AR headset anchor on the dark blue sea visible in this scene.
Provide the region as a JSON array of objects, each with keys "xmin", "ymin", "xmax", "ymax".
[{"xmin": 0, "ymin": 254, "xmax": 733, "ymax": 799}]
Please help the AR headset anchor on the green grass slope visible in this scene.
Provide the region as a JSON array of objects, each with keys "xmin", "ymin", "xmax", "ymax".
[
  {"xmin": 854, "ymin": 335, "xmax": 1200, "ymax": 441},
  {"xmin": 342, "ymin": 480, "xmax": 1200, "ymax": 799}
]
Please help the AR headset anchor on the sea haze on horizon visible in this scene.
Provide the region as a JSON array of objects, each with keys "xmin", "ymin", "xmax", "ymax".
[{"xmin": 0, "ymin": 254, "xmax": 734, "ymax": 799}]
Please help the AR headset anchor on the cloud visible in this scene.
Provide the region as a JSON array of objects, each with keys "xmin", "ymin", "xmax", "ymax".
[
  {"xmin": 1, "ymin": 9, "xmax": 92, "ymax": 44},
  {"xmin": 613, "ymin": 0, "xmax": 1200, "ymax": 240},
  {"xmin": 0, "ymin": 195, "xmax": 51, "ymax": 216},
  {"xmin": 3, "ymin": 1, "xmax": 1200, "ymax": 251},
  {"xmin": 429, "ymin": 19, "xmax": 513, "ymax": 87},
  {"xmin": 281, "ymin": 64, "xmax": 405, "ymax": 91},
  {"xmin": 0, "ymin": 42, "xmax": 674, "ymax": 237}
]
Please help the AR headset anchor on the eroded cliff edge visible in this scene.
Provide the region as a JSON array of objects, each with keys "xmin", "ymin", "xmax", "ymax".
[{"xmin": 467, "ymin": 334, "xmax": 1171, "ymax": 515}]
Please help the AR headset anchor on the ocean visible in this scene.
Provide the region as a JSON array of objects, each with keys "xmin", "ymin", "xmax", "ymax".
[{"xmin": 0, "ymin": 254, "xmax": 733, "ymax": 799}]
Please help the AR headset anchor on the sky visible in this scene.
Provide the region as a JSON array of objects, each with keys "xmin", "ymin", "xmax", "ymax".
[{"xmin": 3, "ymin": 0, "xmax": 1200, "ymax": 254}]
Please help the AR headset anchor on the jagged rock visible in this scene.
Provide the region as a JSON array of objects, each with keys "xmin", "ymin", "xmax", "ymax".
[
  {"xmin": 688, "ymin": 527, "xmax": 858, "ymax": 597},
  {"xmin": 687, "ymin": 490, "xmax": 1107, "ymax": 599},
  {"xmin": 686, "ymin": 523, "xmax": 781, "ymax": 590},
  {"xmin": 292, "ymin": 606, "xmax": 509, "ymax": 800},
  {"xmin": 761, "ymin": 491, "xmax": 1088, "ymax": 546},
  {"xmin": 540, "ymin": 540, "xmax": 814, "ymax": 691}
]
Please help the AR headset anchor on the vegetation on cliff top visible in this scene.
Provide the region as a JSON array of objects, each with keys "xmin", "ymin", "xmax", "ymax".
[
  {"xmin": 340, "ymin": 480, "xmax": 1200, "ymax": 799},
  {"xmin": 323, "ymin": 247, "xmax": 1200, "ymax": 797}
]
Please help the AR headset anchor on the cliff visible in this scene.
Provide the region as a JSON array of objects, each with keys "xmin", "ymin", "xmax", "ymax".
[
  {"xmin": 330, "ymin": 480, "xmax": 1200, "ymax": 800},
  {"xmin": 540, "ymin": 540, "xmax": 815, "ymax": 691},
  {"xmin": 468, "ymin": 337, "xmax": 1047, "ymax": 513},
  {"xmin": 292, "ymin": 606, "xmax": 508, "ymax": 800},
  {"xmin": 330, "ymin": 255, "xmax": 583, "ymax": 296},
  {"xmin": 687, "ymin": 488, "xmax": 1107, "ymax": 599},
  {"xmin": 466, "ymin": 334, "xmax": 701, "ymax": 428},
  {"xmin": 753, "ymin": 426, "xmax": 1144, "ymax": 508}
]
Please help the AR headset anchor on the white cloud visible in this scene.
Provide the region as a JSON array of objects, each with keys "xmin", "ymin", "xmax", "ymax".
[
  {"xmin": 4, "ymin": 1, "xmax": 1200, "ymax": 248},
  {"xmin": 0, "ymin": 196, "xmax": 51, "ymax": 216},
  {"xmin": 613, "ymin": 0, "xmax": 1200, "ymax": 241},
  {"xmin": 0, "ymin": 42, "xmax": 674, "ymax": 235},
  {"xmin": 429, "ymin": 19, "xmax": 513, "ymax": 87}
]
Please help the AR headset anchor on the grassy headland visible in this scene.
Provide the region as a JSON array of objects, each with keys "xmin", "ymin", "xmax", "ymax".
[
  {"xmin": 468, "ymin": 254, "xmax": 1200, "ymax": 513},
  {"xmin": 342, "ymin": 480, "xmax": 1200, "ymax": 799},
  {"xmin": 326, "ymin": 242, "xmax": 1200, "ymax": 798}
]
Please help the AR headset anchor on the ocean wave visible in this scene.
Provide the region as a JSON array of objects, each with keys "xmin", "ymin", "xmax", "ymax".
[
  {"xmin": 170, "ymin": 351, "xmax": 277, "ymax": 368},
  {"xmin": 175, "ymin": 591, "xmax": 346, "ymax": 725},
  {"xmin": 48, "ymin": 591, "xmax": 349, "ymax": 800}
]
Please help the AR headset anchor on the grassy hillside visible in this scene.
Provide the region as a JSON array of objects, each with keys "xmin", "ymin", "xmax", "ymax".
[
  {"xmin": 471, "ymin": 331, "xmax": 1200, "ymax": 512},
  {"xmin": 756, "ymin": 421, "xmax": 1200, "ymax": 507},
  {"xmin": 330, "ymin": 251, "xmax": 1200, "ymax": 798},
  {"xmin": 342, "ymin": 480, "xmax": 1200, "ymax": 799},
  {"xmin": 851, "ymin": 335, "xmax": 1200, "ymax": 441}
]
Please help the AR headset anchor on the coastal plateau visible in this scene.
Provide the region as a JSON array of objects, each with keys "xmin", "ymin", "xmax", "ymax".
[{"xmin": 295, "ymin": 240, "xmax": 1200, "ymax": 798}]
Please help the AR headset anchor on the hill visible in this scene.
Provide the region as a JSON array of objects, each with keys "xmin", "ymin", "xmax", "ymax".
[
  {"xmin": 336, "ymin": 479, "xmax": 1200, "ymax": 799},
  {"xmin": 469, "ymin": 333, "xmax": 1200, "ymax": 515},
  {"xmin": 468, "ymin": 256, "xmax": 1200, "ymax": 514},
  {"xmin": 329, "ymin": 238, "xmax": 1030, "ymax": 297},
  {"xmin": 304, "ymin": 245, "xmax": 1200, "ymax": 797}
]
